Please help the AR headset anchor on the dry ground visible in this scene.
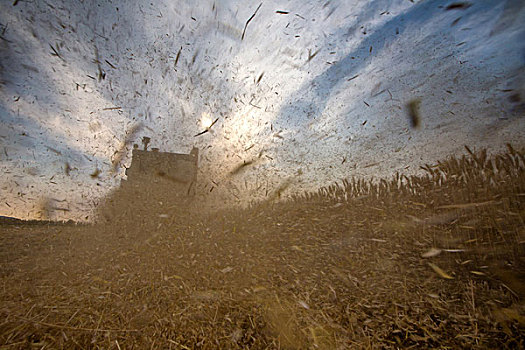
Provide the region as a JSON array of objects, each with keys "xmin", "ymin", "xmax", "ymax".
[{"xmin": 1, "ymin": 146, "xmax": 525, "ymax": 349}]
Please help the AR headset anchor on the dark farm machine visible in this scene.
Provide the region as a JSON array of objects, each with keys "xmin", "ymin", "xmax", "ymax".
[{"xmin": 98, "ymin": 137, "xmax": 199, "ymax": 223}]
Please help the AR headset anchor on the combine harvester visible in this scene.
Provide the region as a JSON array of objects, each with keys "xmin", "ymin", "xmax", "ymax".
[{"xmin": 99, "ymin": 137, "xmax": 199, "ymax": 223}]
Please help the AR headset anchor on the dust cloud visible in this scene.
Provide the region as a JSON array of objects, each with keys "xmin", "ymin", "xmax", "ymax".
[
  {"xmin": 1, "ymin": 0, "xmax": 524, "ymax": 348},
  {"xmin": 1, "ymin": 0, "xmax": 524, "ymax": 220}
]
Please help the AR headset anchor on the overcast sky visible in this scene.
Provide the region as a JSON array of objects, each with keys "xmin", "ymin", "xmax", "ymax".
[{"xmin": 1, "ymin": 0, "xmax": 524, "ymax": 221}]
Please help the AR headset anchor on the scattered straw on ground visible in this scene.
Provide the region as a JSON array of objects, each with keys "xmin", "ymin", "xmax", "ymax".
[{"xmin": 1, "ymin": 145, "xmax": 524, "ymax": 349}]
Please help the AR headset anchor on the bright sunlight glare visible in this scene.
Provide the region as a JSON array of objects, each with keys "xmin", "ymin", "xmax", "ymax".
[{"xmin": 201, "ymin": 114, "xmax": 213, "ymax": 129}]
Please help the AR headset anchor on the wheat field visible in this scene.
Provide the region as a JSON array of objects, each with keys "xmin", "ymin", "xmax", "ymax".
[{"xmin": 1, "ymin": 145, "xmax": 524, "ymax": 349}]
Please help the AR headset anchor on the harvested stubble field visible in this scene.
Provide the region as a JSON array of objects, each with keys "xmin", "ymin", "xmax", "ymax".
[{"xmin": 1, "ymin": 146, "xmax": 524, "ymax": 349}]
